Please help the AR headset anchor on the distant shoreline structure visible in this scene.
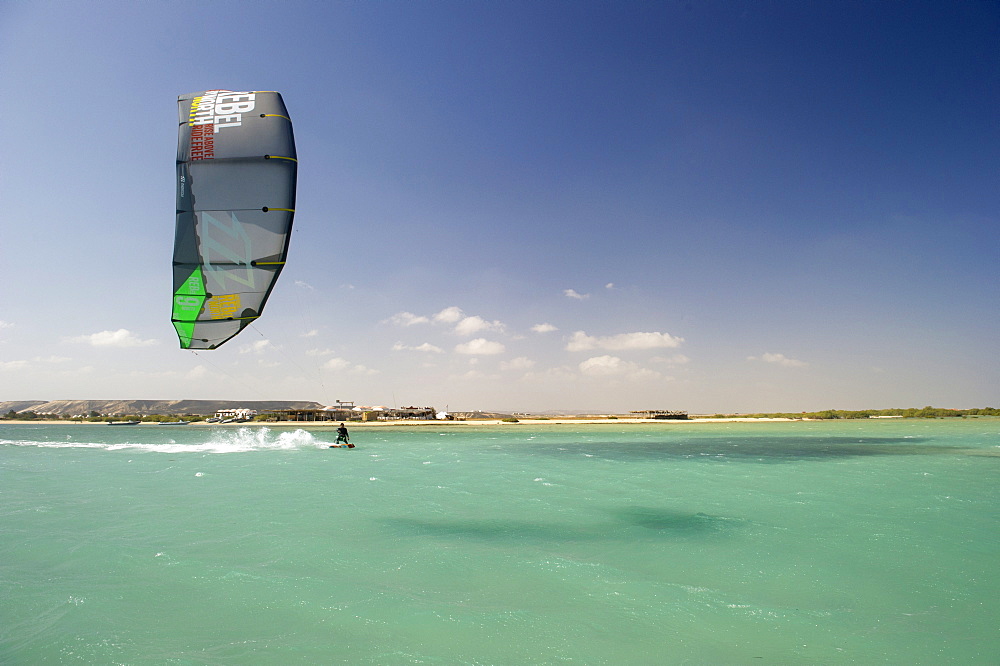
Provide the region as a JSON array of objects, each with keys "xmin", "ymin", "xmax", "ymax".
[{"xmin": 2, "ymin": 400, "xmax": 996, "ymax": 423}]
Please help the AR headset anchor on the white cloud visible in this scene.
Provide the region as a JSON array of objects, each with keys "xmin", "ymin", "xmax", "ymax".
[
  {"xmin": 324, "ymin": 357, "xmax": 351, "ymax": 371},
  {"xmin": 240, "ymin": 339, "xmax": 273, "ymax": 354},
  {"xmin": 69, "ymin": 329, "xmax": 158, "ymax": 348},
  {"xmin": 387, "ymin": 311, "xmax": 430, "ymax": 327},
  {"xmin": 455, "ymin": 338, "xmax": 506, "ymax": 355},
  {"xmin": 0, "ymin": 320, "xmax": 12, "ymax": 329},
  {"xmin": 0, "ymin": 360, "xmax": 28, "ymax": 370},
  {"xmin": 33, "ymin": 355, "xmax": 70, "ymax": 363},
  {"xmin": 186, "ymin": 365, "xmax": 208, "ymax": 379},
  {"xmin": 566, "ymin": 330, "xmax": 683, "ymax": 352},
  {"xmin": 392, "ymin": 342, "xmax": 444, "ymax": 353},
  {"xmin": 748, "ymin": 352, "xmax": 808, "ymax": 368},
  {"xmin": 501, "ymin": 356, "xmax": 535, "ymax": 371},
  {"xmin": 323, "ymin": 357, "xmax": 378, "ymax": 375},
  {"xmin": 306, "ymin": 348, "xmax": 337, "ymax": 356},
  {"xmin": 520, "ymin": 365, "xmax": 577, "ymax": 382},
  {"xmin": 294, "ymin": 280, "xmax": 315, "ymax": 291},
  {"xmin": 566, "ymin": 332, "xmax": 598, "ymax": 351},
  {"xmin": 433, "ymin": 306, "xmax": 464, "ymax": 324},
  {"xmin": 392, "ymin": 307, "xmax": 505, "ymax": 337},
  {"xmin": 579, "ymin": 355, "xmax": 625, "ymax": 376},
  {"xmin": 391, "ymin": 306, "xmax": 506, "ymax": 337},
  {"xmin": 302, "ymin": 329, "xmax": 319, "ymax": 337},
  {"xmin": 564, "ymin": 289, "xmax": 589, "ymax": 300},
  {"xmin": 578, "ymin": 355, "xmax": 661, "ymax": 379},
  {"xmin": 531, "ymin": 323, "xmax": 558, "ymax": 333},
  {"xmin": 651, "ymin": 353, "xmax": 690, "ymax": 365},
  {"xmin": 605, "ymin": 283, "xmax": 616, "ymax": 290},
  {"xmin": 454, "ymin": 315, "xmax": 504, "ymax": 336},
  {"xmin": 455, "ymin": 369, "xmax": 489, "ymax": 380}
]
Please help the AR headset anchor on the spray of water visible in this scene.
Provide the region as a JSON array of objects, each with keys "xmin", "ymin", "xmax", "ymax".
[
  {"xmin": 200, "ymin": 427, "xmax": 325, "ymax": 453},
  {"xmin": 3, "ymin": 427, "xmax": 331, "ymax": 453}
]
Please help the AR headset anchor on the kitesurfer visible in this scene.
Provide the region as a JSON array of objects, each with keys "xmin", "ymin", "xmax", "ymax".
[{"xmin": 335, "ymin": 423, "xmax": 353, "ymax": 448}]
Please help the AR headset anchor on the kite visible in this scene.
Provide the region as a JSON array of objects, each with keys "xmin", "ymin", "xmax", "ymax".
[{"xmin": 172, "ymin": 90, "xmax": 297, "ymax": 349}]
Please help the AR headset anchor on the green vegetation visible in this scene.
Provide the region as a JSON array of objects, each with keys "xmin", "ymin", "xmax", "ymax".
[
  {"xmin": 703, "ymin": 407, "xmax": 1000, "ymax": 420},
  {"xmin": 501, "ymin": 417, "xmax": 520, "ymax": 423},
  {"xmin": 1, "ymin": 411, "xmax": 208, "ymax": 423},
  {"xmin": 5, "ymin": 409, "xmax": 46, "ymax": 420}
]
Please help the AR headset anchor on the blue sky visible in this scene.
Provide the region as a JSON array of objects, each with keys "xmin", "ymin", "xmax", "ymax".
[{"xmin": 1, "ymin": 1, "xmax": 996, "ymax": 413}]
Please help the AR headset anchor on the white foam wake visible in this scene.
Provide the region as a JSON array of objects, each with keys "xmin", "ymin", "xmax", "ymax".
[
  {"xmin": 1, "ymin": 428, "xmax": 331, "ymax": 454},
  {"xmin": 172, "ymin": 427, "xmax": 326, "ymax": 453}
]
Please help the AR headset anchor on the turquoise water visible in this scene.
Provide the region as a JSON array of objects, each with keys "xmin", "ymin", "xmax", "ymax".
[{"xmin": 1, "ymin": 419, "xmax": 998, "ymax": 664}]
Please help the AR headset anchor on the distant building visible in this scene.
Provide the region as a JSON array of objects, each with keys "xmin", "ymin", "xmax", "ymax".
[
  {"xmin": 323, "ymin": 400, "xmax": 356, "ymax": 420},
  {"xmin": 354, "ymin": 405, "xmax": 437, "ymax": 421},
  {"xmin": 215, "ymin": 408, "xmax": 258, "ymax": 420},
  {"xmin": 382, "ymin": 406, "xmax": 436, "ymax": 420},
  {"xmin": 630, "ymin": 410, "xmax": 689, "ymax": 420},
  {"xmin": 265, "ymin": 402, "xmax": 436, "ymax": 422},
  {"xmin": 268, "ymin": 408, "xmax": 340, "ymax": 422}
]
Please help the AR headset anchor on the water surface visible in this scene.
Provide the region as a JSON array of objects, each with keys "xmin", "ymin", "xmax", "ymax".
[{"xmin": 2, "ymin": 419, "xmax": 998, "ymax": 663}]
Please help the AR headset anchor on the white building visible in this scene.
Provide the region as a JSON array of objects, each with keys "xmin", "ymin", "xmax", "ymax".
[{"xmin": 214, "ymin": 408, "xmax": 258, "ymax": 420}]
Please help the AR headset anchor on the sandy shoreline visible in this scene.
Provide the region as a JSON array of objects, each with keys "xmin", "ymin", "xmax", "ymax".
[{"xmin": 3, "ymin": 417, "xmax": 798, "ymax": 427}]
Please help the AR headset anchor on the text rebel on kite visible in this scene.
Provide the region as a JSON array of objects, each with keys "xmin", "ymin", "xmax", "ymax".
[{"xmin": 188, "ymin": 90, "xmax": 257, "ymax": 135}]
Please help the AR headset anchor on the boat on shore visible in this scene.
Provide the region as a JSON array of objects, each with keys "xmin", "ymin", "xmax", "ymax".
[
  {"xmin": 108, "ymin": 420, "xmax": 140, "ymax": 426},
  {"xmin": 159, "ymin": 421, "xmax": 190, "ymax": 426}
]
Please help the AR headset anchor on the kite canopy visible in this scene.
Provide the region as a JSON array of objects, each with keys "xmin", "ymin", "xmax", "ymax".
[{"xmin": 172, "ymin": 90, "xmax": 297, "ymax": 349}]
